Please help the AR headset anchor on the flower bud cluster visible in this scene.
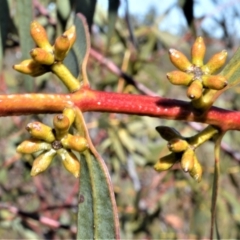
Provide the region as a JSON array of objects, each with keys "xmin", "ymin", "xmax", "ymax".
[
  {"xmin": 13, "ymin": 21, "xmax": 80, "ymax": 92},
  {"xmin": 17, "ymin": 108, "xmax": 88, "ymax": 177},
  {"xmin": 154, "ymin": 126, "xmax": 203, "ymax": 182},
  {"xmin": 167, "ymin": 37, "xmax": 228, "ymax": 106}
]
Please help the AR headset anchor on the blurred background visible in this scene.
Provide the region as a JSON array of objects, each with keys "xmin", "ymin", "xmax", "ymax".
[{"xmin": 1, "ymin": 0, "xmax": 240, "ymax": 239}]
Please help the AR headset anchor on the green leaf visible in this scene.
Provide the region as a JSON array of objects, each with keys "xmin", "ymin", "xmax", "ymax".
[
  {"xmin": 64, "ymin": 14, "xmax": 90, "ymax": 85},
  {"xmin": 16, "ymin": 0, "xmax": 34, "ymax": 91},
  {"xmin": 75, "ymin": 108, "xmax": 120, "ymax": 239},
  {"xmin": 75, "ymin": 0, "xmax": 97, "ymax": 31},
  {"xmin": 220, "ymin": 47, "xmax": 240, "ymax": 89},
  {"xmin": 0, "ymin": 0, "xmax": 11, "ymax": 71},
  {"xmin": 77, "ymin": 150, "xmax": 119, "ymax": 239},
  {"xmin": 107, "ymin": 0, "xmax": 119, "ymax": 46},
  {"xmin": 209, "ymin": 47, "xmax": 240, "ymax": 103}
]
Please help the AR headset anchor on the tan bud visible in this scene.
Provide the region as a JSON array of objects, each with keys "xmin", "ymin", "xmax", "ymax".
[
  {"xmin": 51, "ymin": 62, "xmax": 80, "ymax": 92},
  {"xmin": 154, "ymin": 153, "xmax": 177, "ymax": 172},
  {"xmin": 168, "ymin": 49, "xmax": 192, "ymax": 71},
  {"xmin": 63, "ymin": 26, "xmax": 76, "ymax": 50},
  {"xmin": 53, "ymin": 114, "xmax": 70, "ymax": 140},
  {"xmin": 13, "ymin": 59, "xmax": 48, "ymax": 77},
  {"xmin": 31, "ymin": 149, "xmax": 56, "ymax": 176},
  {"xmin": 168, "ymin": 138, "xmax": 189, "ymax": 152},
  {"xmin": 30, "ymin": 21, "xmax": 52, "ymax": 52},
  {"xmin": 187, "ymin": 80, "xmax": 203, "ymax": 100},
  {"xmin": 57, "ymin": 148, "xmax": 80, "ymax": 178},
  {"xmin": 180, "ymin": 148, "xmax": 195, "ymax": 172},
  {"xmin": 191, "ymin": 37, "xmax": 206, "ymax": 67},
  {"xmin": 26, "ymin": 122, "xmax": 55, "ymax": 143},
  {"xmin": 201, "ymin": 50, "xmax": 228, "ymax": 74},
  {"xmin": 30, "ymin": 48, "xmax": 54, "ymax": 65},
  {"xmin": 17, "ymin": 139, "xmax": 51, "ymax": 154},
  {"xmin": 189, "ymin": 155, "xmax": 203, "ymax": 182},
  {"xmin": 61, "ymin": 134, "xmax": 88, "ymax": 152},
  {"xmin": 155, "ymin": 126, "xmax": 182, "ymax": 141},
  {"xmin": 53, "ymin": 35, "xmax": 70, "ymax": 61},
  {"xmin": 166, "ymin": 71, "xmax": 193, "ymax": 86},
  {"xmin": 202, "ymin": 75, "xmax": 228, "ymax": 90}
]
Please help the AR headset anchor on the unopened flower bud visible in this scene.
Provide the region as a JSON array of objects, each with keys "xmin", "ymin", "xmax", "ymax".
[
  {"xmin": 53, "ymin": 114, "xmax": 70, "ymax": 140},
  {"xmin": 30, "ymin": 21, "xmax": 52, "ymax": 52},
  {"xmin": 155, "ymin": 126, "xmax": 182, "ymax": 141},
  {"xmin": 202, "ymin": 75, "xmax": 228, "ymax": 90},
  {"xmin": 168, "ymin": 138, "xmax": 189, "ymax": 152},
  {"xmin": 13, "ymin": 59, "xmax": 48, "ymax": 77},
  {"xmin": 187, "ymin": 80, "xmax": 203, "ymax": 100},
  {"xmin": 63, "ymin": 26, "xmax": 76, "ymax": 50},
  {"xmin": 53, "ymin": 35, "xmax": 70, "ymax": 61},
  {"xmin": 191, "ymin": 37, "xmax": 206, "ymax": 67},
  {"xmin": 168, "ymin": 49, "xmax": 192, "ymax": 71},
  {"xmin": 51, "ymin": 62, "xmax": 81, "ymax": 92},
  {"xmin": 30, "ymin": 48, "xmax": 54, "ymax": 65},
  {"xmin": 57, "ymin": 148, "xmax": 80, "ymax": 177},
  {"xmin": 154, "ymin": 153, "xmax": 177, "ymax": 172},
  {"xmin": 166, "ymin": 71, "xmax": 193, "ymax": 86},
  {"xmin": 189, "ymin": 155, "xmax": 203, "ymax": 182},
  {"xmin": 63, "ymin": 108, "xmax": 75, "ymax": 127},
  {"xmin": 31, "ymin": 149, "xmax": 56, "ymax": 176},
  {"xmin": 17, "ymin": 139, "xmax": 51, "ymax": 154},
  {"xmin": 61, "ymin": 134, "xmax": 88, "ymax": 152},
  {"xmin": 181, "ymin": 148, "xmax": 195, "ymax": 172},
  {"xmin": 202, "ymin": 50, "xmax": 228, "ymax": 74},
  {"xmin": 26, "ymin": 122, "xmax": 55, "ymax": 143}
]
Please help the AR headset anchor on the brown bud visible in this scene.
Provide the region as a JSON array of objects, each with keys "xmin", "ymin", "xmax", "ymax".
[
  {"xmin": 53, "ymin": 114, "xmax": 70, "ymax": 140},
  {"xmin": 201, "ymin": 50, "xmax": 228, "ymax": 74},
  {"xmin": 61, "ymin": 134, "xmax": 88, "ymax": 152},
  {"xmin": 168, "ymin": 49, "xmax": 192, "ymax": 71},
  {"xmin": 30, "ymin": 48, "xmax": 54, "ymax": 65},
  {"xmin": 180, "ymin": 148, "xmax": 195, "ymax": 172},
  {"xmin": 189, "ymin": 155, "xmax": 203, "ymax": 182},
  {"xmin": 51, "ymin": 62, "xmax": 81, "ymax": 92},
  {"xmin": 166, "ymin": 71, "xmax": 193, "ymax": 86},
  {"xmin": 168, "ymin": 138, "xmax": 189, "ymax": 152},
  {"xmin": 31, "ymin": 149, "xmax": 56, "ymax": 176},
  {"xmin": 63, "ymin": 26, "xmax": 76, "ymax": 50},
  {"xmin": 26, "ymin": 122, "xmax": 55, "ymax": 143},
  {"xmin": 17, "ymin": 139, "xmax": 51, "ymax": 154},
  {"xmin": 191, "ymin": 37, "xmax": 206, "ymax": 67},
  {"xmin": 53, "ymin": 35, "xmax": 70, "ymax": 61},
  {"xmin": 202, "ymin": 75, "xmax": 227, "ymax": 90},
  {"xmin": 155, "ymin": 126, "xmax": 182, "ymax": 141},
  {"xmin": 187, "ymin": 80, "xmax": 203, "ymax": 100},
  {"xmin": 30, "ymin": 21, "xmax": 52, "ymax": 52},
  {"xmin": 13, "ymin": 59, "xmax": 48, "ymax": 77},
  {"xmin": 57, "ymin": 148, "xmax": 80, "ymax": 178},
  {"xmin": 154, "ymin": 153, "xmax": 177, "ymax": 172}
]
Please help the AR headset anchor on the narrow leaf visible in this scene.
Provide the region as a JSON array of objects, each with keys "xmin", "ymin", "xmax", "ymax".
[
  {"xmin": 64, "ymin": 14, "xmax": 90, "ymax": 85},
  {"xmin": 78, "ymin": 150, "xmax": 118, "ymax": 239},
  {"xmin": 0, "ymin": 0, "xmax": 11, "ymax": 71},
  {"xmin": 220, "ymin": 47, "xmax": 240, "ymax": 88},
  {"xmin": 77, "ymin": 153, "xmax": 94, "ymax": 239},
  {"xmin": 16, "ymin": 0, "xmax": 34, "ymax": 91},
  {"xmin": 107, "ymin": 0, "xmax": 120, "ymax": 45},
  {"xmin": 209, "ymin": 47, "xmax": 240, "ymax": 103},
  {"xmin": 75, "ymin": 0, "xmax": 97, "ymax": 31},
  {"xmin": 75, "ymin": 109, "xmax": 120, "ymax": 239},
  {"xmin": 210, "ymin": 132, "xmax": 225, "ymax": 239}
]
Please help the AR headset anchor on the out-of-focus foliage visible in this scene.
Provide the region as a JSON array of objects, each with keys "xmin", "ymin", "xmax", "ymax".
[{"xmin": 1, "ymin": 0, "xmax": 240, "ymax": 239}]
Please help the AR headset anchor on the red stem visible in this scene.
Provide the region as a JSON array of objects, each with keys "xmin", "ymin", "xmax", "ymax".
[{"xmin": 0, "ymin": 88, "xmax": 240, "ymax": 131}]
